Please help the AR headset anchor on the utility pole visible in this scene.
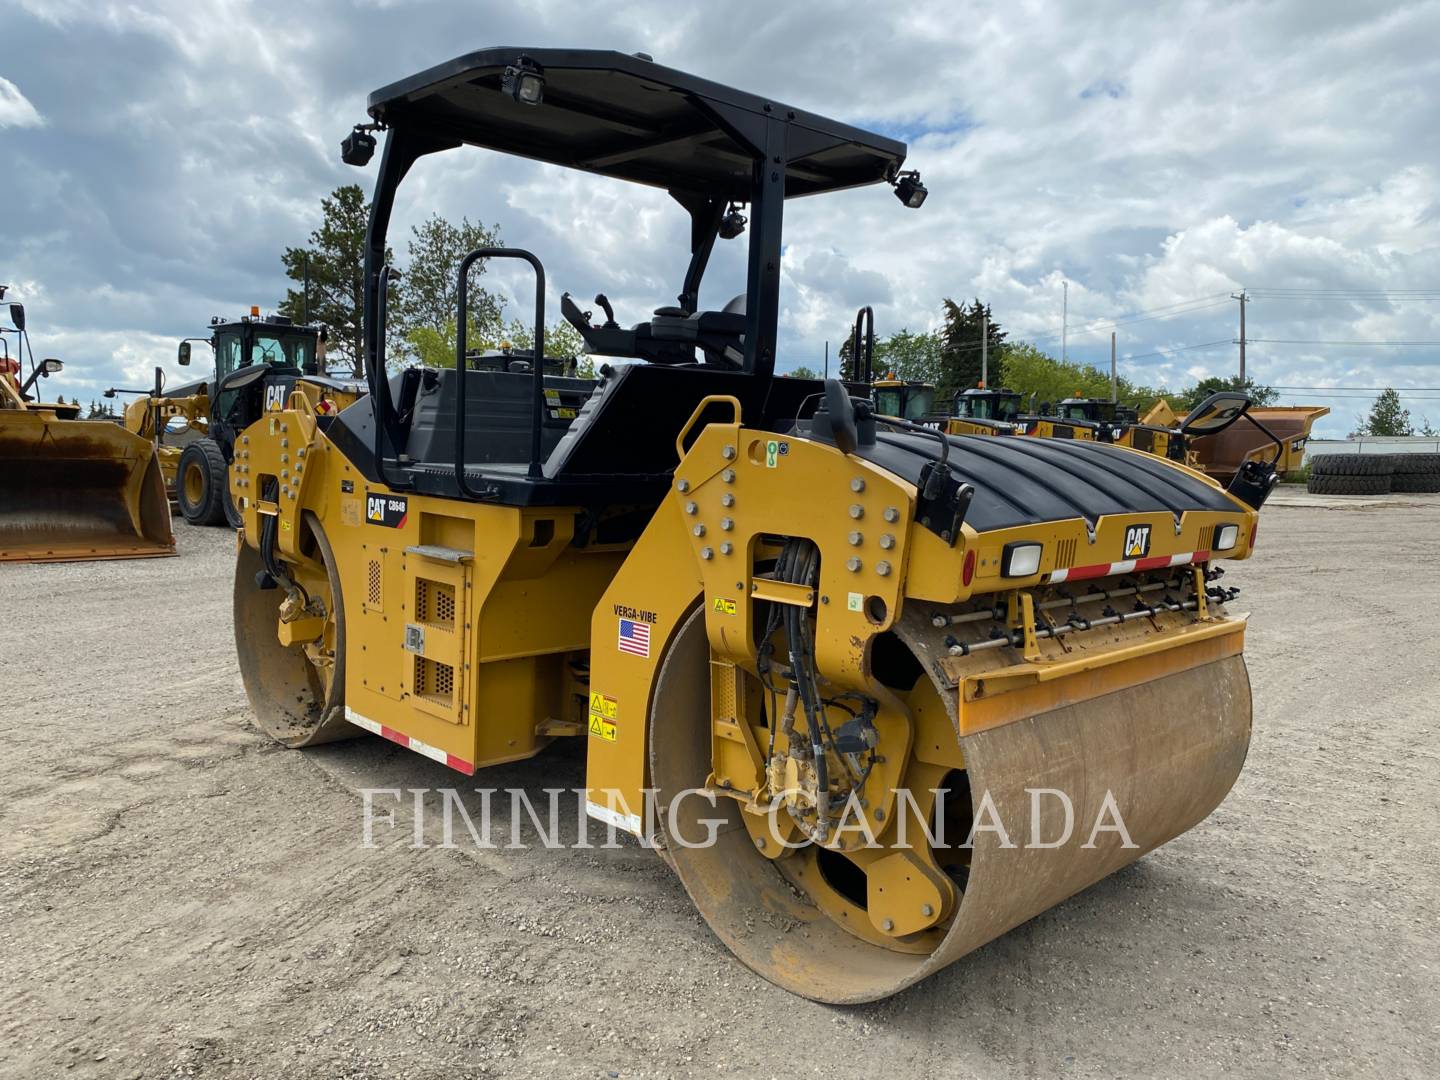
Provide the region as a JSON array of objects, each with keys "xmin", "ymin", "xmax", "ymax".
[
  {"xmin": 1231, "ymin": 289, "xmax": 1248, "ymax": 382},
  {"xmin": 823, "ymin": 340, "xmax": 829, "ymax": 380},
  {"xmin": 1110, "ymin": 331, "xmax": 1117, "ymax": 402},
  {"xmin": 302, "ymin": 252, "xmax": 310, "ymax": 324},
  {"xmin": 981, "ymin": 313, "xmax": 988, "ymax": 387},
  {"xmin": 1062, "ymin": 281, "xmax": 1068, "ymax": 365}
]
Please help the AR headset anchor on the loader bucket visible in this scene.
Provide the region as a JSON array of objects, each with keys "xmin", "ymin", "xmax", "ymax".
[{"xmin": 0, "ymin": 408, "xmax": 176, "ymax": 562}]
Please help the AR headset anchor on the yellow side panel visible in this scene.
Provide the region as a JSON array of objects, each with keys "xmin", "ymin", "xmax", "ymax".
[{"xmin": 584, "ymin": 500, "xmax": 703, "ymax": 831}]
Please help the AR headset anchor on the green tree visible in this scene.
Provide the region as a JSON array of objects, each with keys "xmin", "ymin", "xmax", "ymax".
[
  {"xmin": 278, "ymin": 185, "xmax": 388, "ymax": 376},
  {"xmin": 393, "ymin": 213, "xmax": 504, "ymax": 363},
  {"xmin": 939, "ymin": 298, "xmax": 1007, "ymax": 399},
  {"xmin": 786, "ymin": 365, "xmax": 820, "ymax": 379},
  {"xmin": 408, "ymin": 316, "xmax": 591, "ymax": 375},
  {"xmin": 1177, "ymin": 374, "xmax": 1277, "ymax": 411},
  {"xmin": 1354, "ymin": 387, "xmax": 1412, "ymax": 436},
  {"xmin": 997, "ymin": 341, "xmax": 1169, "ymax": 412},
  {"xmin": 501, "ymin": 316, "xmax": 587, "ymax": 361},
  {"xmin": 836, "ymin": 334, "xmax": 859, "ymax": 381},
  {"xmin": 874, "ymin": 328, "xmax": 943, "ymax": 385},
  {"xmin": 1418, "ymin": 416, "xmax": 1439, "ymax": 437}
]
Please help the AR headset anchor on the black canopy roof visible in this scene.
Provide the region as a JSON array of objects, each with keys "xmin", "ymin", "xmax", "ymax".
[{"xmin": 367, "ymin": 47, "xmax": 907, "ymax": 198}]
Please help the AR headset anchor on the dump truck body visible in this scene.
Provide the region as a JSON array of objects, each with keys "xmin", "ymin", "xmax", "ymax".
[{"xmin": 1191, "ymin": 404, "xmax": 1330, "ymax": 483}]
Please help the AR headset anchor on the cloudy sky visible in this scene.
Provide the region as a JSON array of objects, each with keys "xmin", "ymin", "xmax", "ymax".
[{"xmin": 5, "ymin": 0, "xmax": 1440, "ymax": 437}]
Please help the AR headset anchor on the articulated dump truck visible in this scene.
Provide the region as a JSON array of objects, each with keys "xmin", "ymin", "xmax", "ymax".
[
  {"xmin": 0, "ymin": 304, "xmax": 173, "ymax": 563},
  {"xmin": 230, "ymin": 49, "xmax": 1278, "ymax": 1002}
]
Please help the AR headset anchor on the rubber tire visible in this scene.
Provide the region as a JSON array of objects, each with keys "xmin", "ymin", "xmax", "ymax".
[
  {"xmin": 1308, "ymin": 454, "xmax": 1391, "ymax": 478},
  {"xmin": 1392, "ymin": 472, "xmax": 1440, "ymax": 493},
  {"xmin": 1391, "ymin": 453, "xmax": 1440, "ymax": 476},
  {"xmin": 223, "ymin": 480, "xmax": 244, "ymax": 529},
  {"xmin": 1306, "ymin": 472, "xmax": 1392, "ymax": 496},
  {"xmin": 177, "ymin": 439, "xmax": 230, "ymax": 526}
]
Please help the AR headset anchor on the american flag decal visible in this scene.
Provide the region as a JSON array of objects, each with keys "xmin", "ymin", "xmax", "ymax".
[{"xmin": 617, "ymin": 618, "xmax": 651, "ymax": 658}]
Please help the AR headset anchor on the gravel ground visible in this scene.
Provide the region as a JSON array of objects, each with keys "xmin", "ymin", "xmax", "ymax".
[{"xmin": 1, "ymin": 495, "xmax": 1438, "ymax": 1079}]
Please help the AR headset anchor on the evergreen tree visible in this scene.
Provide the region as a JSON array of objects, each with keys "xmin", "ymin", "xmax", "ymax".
[
  {"xmin": 1354, "ymin": 387, "xmax": 1411, "ymax": 436},
  {"xmin": 278, "ymin": 185, "xmax": 391, "ymax": 376},
  {"xmin": 939, "ymin": 298, "xmax": 1006, "ymax": 398}
]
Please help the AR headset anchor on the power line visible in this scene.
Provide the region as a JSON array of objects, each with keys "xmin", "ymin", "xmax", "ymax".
[
  {"xmin": 1248, "ymin": 288, "xmax": 1440, "ymax": 297},
  {"xmin": 1246, "ymin": 338, "xmax": 1440, "ymax": 347},
  {"xmin": 1272, "ymin": 384, "xmax": 1440, "ymax": 391},
  {"xmin": 1119, "ymin": 339, "xmax": 1234, "ymax": 362},
  {"xmin": 1028, "ymin": 294, "xmax": 1233, "ymax": 344}
]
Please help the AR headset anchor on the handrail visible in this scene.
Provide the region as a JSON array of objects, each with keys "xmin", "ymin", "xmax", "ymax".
[
  {"xmin": 370, "ymin": 263, "xmax": 406, "ymax": 490},
  {"xmin": 851, "ymin": 306, "xmax": 875, "ymax": 383},
  {"xmin": 455, "ymin": 247, "xmax": 547, "ymax": 497},
  {"xmin": 674, "ymin": 394, "xmax": 742, "ymax": 460}
]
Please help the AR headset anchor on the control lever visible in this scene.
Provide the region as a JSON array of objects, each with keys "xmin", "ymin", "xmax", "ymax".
[{"xmin": 594, "ymin": 293, "xmax": 618, "ymax": 328}]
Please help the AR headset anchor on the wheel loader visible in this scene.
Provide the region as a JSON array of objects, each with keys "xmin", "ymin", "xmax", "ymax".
[
  {"xmin": 0, "ymin": 294, "xmax": 174, "ymax": 562},
  {"xmin": 230, "ymin": 48, "xmax": 1278, "ymax": 1002},
  {"xmin": 114, "ymin": 311, "xmax": 362, "ymax": 527}
]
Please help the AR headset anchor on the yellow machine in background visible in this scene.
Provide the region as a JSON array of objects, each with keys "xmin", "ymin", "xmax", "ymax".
[
  {"xmin": 229, "ymin": 49, "xmax": 1279, "ymax": 1002},
  {"xmin": 1144, "ymin": 398, "xmax": 1331, "ymax": 484},
  {"xmin": 0, "ymin": 295, "xmax": 174, "ymax": 563},
  {"xmin": 111, "ymin": 378, "xmax": 211, "ymax": 501},
  {"xmin": 107, "ymin": 313, "xmax": 360, "ymax": 526},
  {"xmin": 937, "ymin": 386, "xmax": 1024, "ymax": 436}
]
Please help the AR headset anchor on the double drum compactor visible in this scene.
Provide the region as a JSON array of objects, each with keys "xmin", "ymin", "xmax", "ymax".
[{"xmin": 229, "ymin": 49, "xmax": 1276, "ymax": 1001}]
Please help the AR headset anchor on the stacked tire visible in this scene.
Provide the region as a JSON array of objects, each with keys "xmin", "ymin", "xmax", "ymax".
[
  {"xmin": 1306, "ymin": 452, "xmax": 1440, "ymax": 495},
  {"xmin": 1390, "ymin": 453, "xmax": 1440, "ymax": 494},
  {"xmin": 1306, "ymin": 454, "xmax": 1392, "ymax": 496}
]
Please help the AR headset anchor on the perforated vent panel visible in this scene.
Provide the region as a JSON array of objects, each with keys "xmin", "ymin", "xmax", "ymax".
[
  {"xmin": 367, "ymin": 559, "xmax": 382, "ymax": 609},
  {"xmin": 414, "ymin": 655, "xmax": 455, "ymax": 707},
  {"xmin": 415, "ymin": 578, "xmax": 456, "ymax": 629}
]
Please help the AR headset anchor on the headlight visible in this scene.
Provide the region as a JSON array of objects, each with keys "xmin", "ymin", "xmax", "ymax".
[
  {"xmin": 1001, "ymin": 541, "xmax": 1043, "ymax": 577},
  {"xmin": 1214, "ymin": 524, "xmax": 1239, "ymax": 551}
]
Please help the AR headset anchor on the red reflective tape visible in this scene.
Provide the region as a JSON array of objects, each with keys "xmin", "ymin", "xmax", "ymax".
[
  {"xmin": 379, "ymin": 725, "xmax": 409, "ymax": 747},
  {"xmin": 1051, "ymin": 549, "xmax": 1210, "ymax": 584},
  {"xmin": 1060, "ymin": 562, "xmax": 1111, "ymax": 582},
  {"xmin": 446, "ymin": 754, "xmax": 476, "ymax": 775}
]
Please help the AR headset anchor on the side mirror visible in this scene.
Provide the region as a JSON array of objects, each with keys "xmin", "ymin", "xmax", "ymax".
[
  {"xmin": 1180, "ymin": 391, "xmax": 1251, "ymax": 436},
  {"xmin": 8, "ymin": 303, "xmax": 24, "ymax": 332},
  {"xmin": 178, "ymin": 341, "xmax": 192, "ymax": 366},
  {"xmin": 41, "ymin": 358, "xmax": 63, "ymax": 376},
  {"xmin": 823, "ymin": 378, "xmax": 858, "ymax": 455}
]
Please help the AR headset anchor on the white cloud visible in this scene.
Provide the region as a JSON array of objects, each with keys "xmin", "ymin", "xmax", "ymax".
[
  {"xmin": 4, "ymin": 0, "xmax": 1440, "ymax": 438},
  {"xmin": 0, "ymin": 77, "xmax": 43, "ymax": 128}
]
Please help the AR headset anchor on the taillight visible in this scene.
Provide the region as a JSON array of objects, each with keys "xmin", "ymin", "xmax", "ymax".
[
  {"xmin": 962, "ymin": 548, "xmax": 976, "ymax": 587},
  {"xmin": 1249, "ymin": 521, "xmax": 1258, "ymax": 549}
]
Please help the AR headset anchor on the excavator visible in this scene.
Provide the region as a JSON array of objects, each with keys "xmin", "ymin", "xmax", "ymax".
[
  {"xmin": 0, "ymin": 291, "xmax": 174, "ymax": 562},
  {"xmin": 227, "ymin": 48, "xmax": 1277, "ymax": 1002}
]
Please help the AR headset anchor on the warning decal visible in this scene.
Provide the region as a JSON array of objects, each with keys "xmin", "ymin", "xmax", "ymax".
[{"xmin": 588, "ymin": 692, "xmax": 618, "ymax": 741}]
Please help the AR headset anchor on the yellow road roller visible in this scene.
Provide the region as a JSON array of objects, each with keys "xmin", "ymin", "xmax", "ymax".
[
  {"xmin": 231, "ymin": 49, "xmax": 1279, "ymax": 1002},
  {"xmin": 0, "ymin": 297, "xmax": 174, "ymax": 563}
]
